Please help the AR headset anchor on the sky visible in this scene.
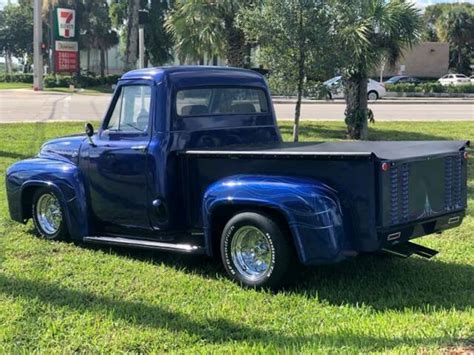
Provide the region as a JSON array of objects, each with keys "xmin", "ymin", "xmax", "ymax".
[{"xmin": 413, "ymin": 0, "xmax": 474, "ymax": 9}]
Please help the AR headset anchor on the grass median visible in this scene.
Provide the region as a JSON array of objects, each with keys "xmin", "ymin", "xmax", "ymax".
[
  {"xmin": 0, "ymin": 121, "xmax": 473, "ymax": 353},
  {"xmin": 0, "ymin": 82, "xmax": 113, "ymax": 94}
]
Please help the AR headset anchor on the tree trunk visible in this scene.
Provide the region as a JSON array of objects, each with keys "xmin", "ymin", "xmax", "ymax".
[
  {"xmin": 293, "ymin": 51, "xmax": 305, "ymax": 142},
  {"xmin": 87, "ymin": 49, "xmax": 90, "ymax": 72},
  {"xmin": 99, "ymin": 48, "xmax": 105, "ymax": 78},
  {"xmin": 106, "ymin": 50, "xmax": 109, "ymax": 75},
  {"xmin": 125, "ymin": 0, "xmax": 139, "ymax": 70},
  {"xmin": 344, "ymin": 74, "xmax": 369, "ymax": 140},
  {"xmin": 224, "ymin": 17, "xmax": 246, "ymax": 67},
  {"xmin": 5, "ymin": 50, "xmax": 12, "ymax": 76}
]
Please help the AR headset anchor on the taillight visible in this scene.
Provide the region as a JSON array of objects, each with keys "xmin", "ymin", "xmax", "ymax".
[{"xmin": 381, "ymin": 162, "xmax": 390, "ymax": 171}]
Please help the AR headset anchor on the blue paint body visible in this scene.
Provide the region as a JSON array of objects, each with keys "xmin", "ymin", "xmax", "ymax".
[{"xmin": 5, "ymin": 66, "xmax": 468, "ymax": 265}]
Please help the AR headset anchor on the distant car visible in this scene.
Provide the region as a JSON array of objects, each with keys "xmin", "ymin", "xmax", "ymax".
[
  {"xmin": 385, "ymin": 76, "xmax": 421, "ymax": 85},
  {"xmin": 324, "ymin": 76, "xmax": 386, "ymax": 101},
  {"xmin": 470, "ymin": 76, "xmax": 474, "ymax": 83},
  {"xmin": 438, "ymin": 74, "xmax": 470, "ymax": 86}
]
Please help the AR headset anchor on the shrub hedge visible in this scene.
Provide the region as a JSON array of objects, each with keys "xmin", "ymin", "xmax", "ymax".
[
  {"xmin": 386, "ymin": 82, "xmax": 474, "ymax": 94},
  {"xmin": 268, "ymin": 75, "xmax": 330, "ymax": 99},
  {"xmin": 0, "ymin": 73, "xmax": 121, "ymax": 88}
]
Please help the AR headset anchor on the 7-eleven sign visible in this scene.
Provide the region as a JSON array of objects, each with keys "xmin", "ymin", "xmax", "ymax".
[{"xmin": 56, "ymin": 8, "xmax": 76, "ymax": 39}]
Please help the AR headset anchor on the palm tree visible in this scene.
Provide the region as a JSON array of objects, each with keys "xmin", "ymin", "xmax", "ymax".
[
  {"xmin": 124, "ymin": 0, "xmax": 139, "ymax": 70},
  {"xmin": 335, "ymin": 0, "xmax": 421, "ymax": 140},
  {"xmin": 165, "ymin": 0, "xmax": 251, "ymax": 67},
  {"xmin": 436, "ymin": 7, "xmax": 474, "ymax": 74}
]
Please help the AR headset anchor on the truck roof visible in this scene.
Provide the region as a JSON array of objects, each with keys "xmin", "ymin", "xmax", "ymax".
[{"xmin": 120, "ymin": 66, "xmax": 266, "ymax": 86}]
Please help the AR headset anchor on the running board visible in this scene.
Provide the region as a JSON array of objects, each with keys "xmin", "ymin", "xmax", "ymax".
[
  {"xmin": 83, "ymin": 236, "xmax": 205, "ymax": 254},
  {"xmin": 382, "ymin": 242, "xmax": 438, "ymax": 259}
]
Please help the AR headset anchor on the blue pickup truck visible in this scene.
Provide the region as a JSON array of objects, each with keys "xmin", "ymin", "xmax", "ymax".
[{"xmin": 6, "ymin": 66, "xmax": 469, "ymax": 288}]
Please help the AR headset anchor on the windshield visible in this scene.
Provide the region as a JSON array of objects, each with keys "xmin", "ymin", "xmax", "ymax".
[
  {"xmin": 106, "ymin": 85, "xmax": 151, "ymax": 133},
  {"xmin": 323, "ymin": 76, "xmax": 342, "ymax": 86},
  {"xmin": 386, "ymin": 76, "xmax": 403, "ymax": 83}
]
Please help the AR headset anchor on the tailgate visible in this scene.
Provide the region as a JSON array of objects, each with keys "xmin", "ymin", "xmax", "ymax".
[{"xmin": 378, "ymin": 150, "xmax": 468, "ymax": 227}]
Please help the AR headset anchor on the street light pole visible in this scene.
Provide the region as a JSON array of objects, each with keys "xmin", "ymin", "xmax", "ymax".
[
  {"xmin": 138, "ymin": 25, "xmax": 144, "ymax": 69},
  {"xmin": 138, "ymin": 9, "xmax": 148, "ymax": 69},
  {"xmin": 33, "ymin": 0, "xmax": 43, "ymax": 90}
]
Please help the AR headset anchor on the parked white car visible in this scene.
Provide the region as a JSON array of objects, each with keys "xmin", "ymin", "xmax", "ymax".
[
  {"xmin": 470, "ymin": 75, "xmax": 474, "ymax": 83},
  {"xmin": 438, "ymin": 74, "xmax": 470, "ymax": 86},
  {"xmin": 323, "ymin": 76, "xmax": 386, "ymax": 101}
]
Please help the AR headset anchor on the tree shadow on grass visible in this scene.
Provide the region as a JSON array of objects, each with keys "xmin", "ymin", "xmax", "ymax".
[
  {"xmin": 0, "ymin": 272, "xmax": 466, "ymax": 350},
  {"xmin": 76, "ymin": 242, "xmax": 474, "ymax": 313},
  {"xmin": 0, "ymin": 150, "xmax": 34, "ymax": 161},
  {"xmin": 289, "ymin": 254, "xmax": 474, "ymax": 312}
]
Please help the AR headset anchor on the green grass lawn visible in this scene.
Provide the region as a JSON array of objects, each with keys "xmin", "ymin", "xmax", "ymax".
[
  {"xmin": 0, "ymin": 82, "xmax": 32, "ymax": 90},
  {"xmin": 43, "ymin": 85, "xmax": 114, "ymax": 95},
  {"xmin": 0, "ymin": 121, "xmax": 473, "ymax": 353},
  {"xmin": 0, "ymin": 83, "xmax": 112, "ymax": 94}
]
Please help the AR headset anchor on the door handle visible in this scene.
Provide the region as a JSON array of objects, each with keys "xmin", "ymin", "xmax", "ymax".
[{"xmin": 131, "ymin": 145, "xmax": 148, "ymax": 152}]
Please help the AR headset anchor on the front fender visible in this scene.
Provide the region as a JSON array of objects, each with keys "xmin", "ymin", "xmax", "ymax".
[
  {"xmin": 6, "ymin": 158, "xmax": 88, "ymax": 239},
  {"xmin": 203, "ymin": 175, "xmax": 349, "ymax": 265}
]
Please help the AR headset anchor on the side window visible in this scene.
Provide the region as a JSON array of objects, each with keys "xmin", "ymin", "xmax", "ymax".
[
  {"xmin": 176, "ymin": 87, "xmax": 269, "ymax": 117},
  {"xmin": 106, "ymin": 85, "xmax": 151, "ymax": 133}
]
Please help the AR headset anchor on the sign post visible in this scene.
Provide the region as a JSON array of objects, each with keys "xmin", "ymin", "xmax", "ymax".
[{"xmin": 53, "ymin": 8, "xmax": 78, "ymax": 74}]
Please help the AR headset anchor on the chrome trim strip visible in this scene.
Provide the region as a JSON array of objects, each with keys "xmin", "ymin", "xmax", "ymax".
[
  {"xmin": 83, "ymin": 236, "xmax": 204, "ymax": 253},
  {"xmin": 184, "ymin": 150, "xmax": 373, "ymax": 157}
]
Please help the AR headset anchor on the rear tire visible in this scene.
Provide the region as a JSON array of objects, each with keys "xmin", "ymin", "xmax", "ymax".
[
  {"xmin": 368, "ymin": 90, "xmax": 379, "ymax": 101},
  {"xmin": 31, "ymin": 188, "xmax": 68, "ymax": 240},
  {"xmin": 220, "ymin": 212, "xmax": 294, "ymax": 289}
]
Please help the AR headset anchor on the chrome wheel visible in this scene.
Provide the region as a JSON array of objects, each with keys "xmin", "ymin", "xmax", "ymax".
[
  {"xmin": 230, "ymin": 226, "xmax": 273, "ymax": 281},
  {"xmin": 36, "ymin": 193, "xmax": 62, "ymax": 235}
]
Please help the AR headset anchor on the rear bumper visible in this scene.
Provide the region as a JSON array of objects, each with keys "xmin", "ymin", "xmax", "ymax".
[{"xmin": 377, "ymin": 210, "xmax": 465, "ymax": 246}]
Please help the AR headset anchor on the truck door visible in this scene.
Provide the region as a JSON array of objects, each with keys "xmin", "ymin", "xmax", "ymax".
[{"xmin": 87, "ymin": 84, "xmax": 153, "ymax": 234}]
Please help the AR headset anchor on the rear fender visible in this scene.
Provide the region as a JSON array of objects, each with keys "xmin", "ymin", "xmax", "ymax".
[
  {"xmin": 203, "ymin": 175, "xmax": 349, "ymax": 264},
  {"xmin": 6, "ymin": 158, "xmax": 88, "ymax": 239}
]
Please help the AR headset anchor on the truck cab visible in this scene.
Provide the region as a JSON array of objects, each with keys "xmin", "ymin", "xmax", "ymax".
[{"xmin": 6, "ymin": 67, "xmax": 469, "ymax": 288}]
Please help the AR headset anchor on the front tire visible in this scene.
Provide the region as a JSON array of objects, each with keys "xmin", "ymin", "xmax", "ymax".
[
  {"xmin": 220, "ymin": 212, "xmax": 294, "ymax": 289},
  {"xmin": 32, "ymin": 188, "xmax": 68, "ymax": 240}
]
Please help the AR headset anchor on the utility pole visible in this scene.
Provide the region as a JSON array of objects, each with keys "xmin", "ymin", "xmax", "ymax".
[
  {"xmin": 33, "ymin": 0, "xmax": 43, "ymax": 90},
  {"xmin": 138, "ymin": 9, "xmax": 148, "ymax": 69},
  {"xmin": 138, "ymin": 26, "xmax": 144, "ymax": 69}
]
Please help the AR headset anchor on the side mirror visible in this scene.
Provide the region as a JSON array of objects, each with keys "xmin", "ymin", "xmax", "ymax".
[{"xmin": 85, "ymin": 123, "xmax": 96, "ymax": 146}]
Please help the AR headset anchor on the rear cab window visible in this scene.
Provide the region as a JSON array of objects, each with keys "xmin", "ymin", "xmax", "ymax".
[{"xmin": 176, "ymin": 87, "xmax": 269, "ymax": 117}]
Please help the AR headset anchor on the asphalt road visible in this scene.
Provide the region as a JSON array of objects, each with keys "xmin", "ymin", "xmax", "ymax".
[{"xmin": 0, "ymin": 90, "xmax": 473, "ymax": 123}]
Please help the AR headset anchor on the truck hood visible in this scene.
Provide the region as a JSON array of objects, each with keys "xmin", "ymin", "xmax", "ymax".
[{"xmin": 38, "ymin": 135, "xmax": 86, "ymax": 165}]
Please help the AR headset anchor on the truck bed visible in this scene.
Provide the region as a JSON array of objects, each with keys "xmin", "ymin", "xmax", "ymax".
[{"xmin": 180, "ymin": 140, "xmax": 469, "ymax": 252}]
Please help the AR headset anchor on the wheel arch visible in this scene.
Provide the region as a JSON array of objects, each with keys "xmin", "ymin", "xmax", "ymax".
[
  {"xmin": 6, "ymin": 158, "xmax": 89, "ymax": 239},
  {"xmin": 202, "ymin": 175, "xmax": 350, "ymax": 265}
]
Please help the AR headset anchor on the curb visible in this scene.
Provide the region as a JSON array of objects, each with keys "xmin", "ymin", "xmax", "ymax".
[{"xmin": 272, "ymin": 98, "xmax": 474, "ymax": 105}]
